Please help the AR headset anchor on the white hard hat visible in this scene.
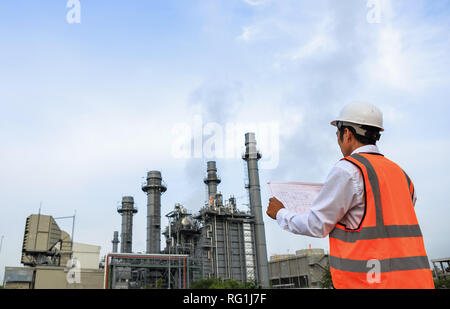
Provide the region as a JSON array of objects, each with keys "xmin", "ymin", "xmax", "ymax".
[{"xmin": 331, "ymin": 102, "xmax": 384, "ymax": 131}]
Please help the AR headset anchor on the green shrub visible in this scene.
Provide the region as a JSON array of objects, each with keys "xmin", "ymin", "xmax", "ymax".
[
  {"xmin": 319, "ymin": 262, "xmax": 334, "ymax": 289},
  {"xmin": 434, "ymin": 277, "xmax": 450, "ymax": 289},
  {"xmin": 191, "ymin": 278, "xmax": 260, "ymax": 289}
]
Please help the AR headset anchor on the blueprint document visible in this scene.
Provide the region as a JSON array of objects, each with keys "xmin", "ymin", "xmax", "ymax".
[{"xmin": 267, "ymin": 182, "xmax": 323, "ymax": 214}]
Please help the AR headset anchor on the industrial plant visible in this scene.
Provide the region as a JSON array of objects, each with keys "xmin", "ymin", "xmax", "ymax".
[
  {"xmin": 105, "ymin": 132, "xmax": 269, "ymax": 289},
  {"xmin": 5, "ymin": 132, "xmax": 307, "ymax": 289}
]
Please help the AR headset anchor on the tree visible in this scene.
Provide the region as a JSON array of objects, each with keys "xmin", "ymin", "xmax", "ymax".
[
  {"xmin": 319, "ymin": 262, "xmax": 334, "ymax": 289},
  {"xmin": 434, "ymin": 277, "xmax": 450, "ymax": 289},
  {"xmin": 156, "ymin": 278, "xmax": 163, "ymax": 289},
  {"xmin": 191, "ymin": 278, "xmax": 260, "ymax": 289}
]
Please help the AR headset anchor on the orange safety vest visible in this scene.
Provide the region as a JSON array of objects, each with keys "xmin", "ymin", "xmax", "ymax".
[{"xmin": 329, "ymin": 153, "xmax": 435, "ymax": 289}]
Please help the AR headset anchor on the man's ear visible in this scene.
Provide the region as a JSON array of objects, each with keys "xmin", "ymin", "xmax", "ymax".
[{"xmin": 345, "ymin": 128, "xmax": 353, "ymax": 142}]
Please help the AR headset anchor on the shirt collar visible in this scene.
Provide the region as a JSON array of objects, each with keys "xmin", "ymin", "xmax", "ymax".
[{"xmin": 351, "ymin": 144, "xmax": 381, "ymax": 156}]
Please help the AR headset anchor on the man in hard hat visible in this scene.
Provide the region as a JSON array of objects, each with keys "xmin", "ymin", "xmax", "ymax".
[{"xmin": 266, "ymin": 102, "xmax": 434, "ymax": 289}]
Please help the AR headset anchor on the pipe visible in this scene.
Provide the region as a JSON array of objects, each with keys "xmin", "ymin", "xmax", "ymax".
[
  {"xmin": 214, "ymin": 215, "xmax": 219, "ymax": 277},
  {"xmin": 226, "ymin": 220, "xmax": 231, "ymax": 279}
]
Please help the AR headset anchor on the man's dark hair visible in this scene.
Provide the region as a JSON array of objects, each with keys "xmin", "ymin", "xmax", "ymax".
[{"xmin": 338, "ymin": 122, "xmax": 381, "ymax": 145}]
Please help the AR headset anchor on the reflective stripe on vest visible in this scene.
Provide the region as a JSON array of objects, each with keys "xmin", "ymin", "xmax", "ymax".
[
  {"xmin": 328, "ymin": 153, "xmax": 434, "ymax": 289},
  {"xmin": 330, "ymin": 224, "xmax": 422, "ymax": 243},
  {"xmin": 402, "ymin": 169, "xmax": 415, "ymax": 202},
  {"xmin": 329, "ymin": 255, "xmax": 430, "ymax": 273},
  {"xmin": 351, "ymin": 153, "xmax": 384, "ymax": 226}
]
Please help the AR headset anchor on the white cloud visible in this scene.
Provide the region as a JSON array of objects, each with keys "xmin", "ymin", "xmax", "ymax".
[
  {"xmin": 237, "ymin": 25, "xmax": 259, "ymax": 41},
  {"xmin": 236, "ymin": 19, "xmax": 281, "ymax": 42},
  {"xmin": 288, "ymin": 34, "xmax": 337, "ymax": 62},
  {"xmin": 362, "ymin": 2, "xmax": 450, "ymax": 93},
  {"xmin": 367, "ymin": 25, "xmax": 412, "ymax": 90},
  {"xmin": 243, "ymin": 0, "xmax": 269, "ymax": 7}
]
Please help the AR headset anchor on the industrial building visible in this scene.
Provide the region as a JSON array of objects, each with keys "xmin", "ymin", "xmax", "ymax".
[
  {"xmin": 20, "ymin": 214, "xmax": 73, "ymax": 267},
  {"xmin": 161, "ymin": 160, "xmax": 258, "ymax": 283},
  {"xmin": 268, "ymin": 249, "xmax": 329, "ymax": 288},
  {"xmin": 104, "ymin": 253, "xmax": 195, "ymax": 289},
  {"xmin": 432, "ymin": 257, "xmax": 450, "ymax": 280},
  {"xmin": 106, "ymin": 132, "xmax": 270, "ymax": 289},
  {"xmin": 3, "ymin": 214, "xmax": 103, "ymax": 289},
  {"xmin": 163, "ymin": 193, "xmax": 257, "ymax": 283}
]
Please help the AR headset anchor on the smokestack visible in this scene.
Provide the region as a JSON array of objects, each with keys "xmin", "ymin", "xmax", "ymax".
[
  {"xmin": 117, "ymin": 196, "xmax": 137, "ymax": 253},
  {"xmin": 142, "ymin": 171, "xmax": 167, "ymax": 254},
  {"xmin": 242, "ymin": 132, "xmax": 270, "ymax": 288},
  {"xmin": 204, "ymin": 161, "xmax": 221, "ymax": 201},
  {"xmin": 112, "ymin": 231, "xmax": 119, "ymax": 253}
]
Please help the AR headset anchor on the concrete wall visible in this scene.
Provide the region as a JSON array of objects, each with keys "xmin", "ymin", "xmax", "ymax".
[
  {"xmin": 34, "ymin": 266, "xmax": 104, "ymax": 289},
  {"xmin": 270, "ymin": 254, "xmax": 295, "ymax": 262},
  {"xmin": 34, "ymin": 267, "xmax": 67, "ymax": 289},
  {"xmin": 3, "ymin": 266, "xmax": 34, "ymax": 289},
  {"xmin": 4, "ymin": 282, "xmax": 31, "ymax": 289},
  {"xmin": 72, "ymin": 242, "xmax": 101, "ymax": 270},
  {"xmin": 269, "ymin": 249, "xmax": 328, "ymax": 288},
  {"xmin": 68, "ymin": 269, "xmax": 105, "ymax": 289},
  {"xmin": 4, "ymin": 266, "xmax": 104, "ymax": 289}
]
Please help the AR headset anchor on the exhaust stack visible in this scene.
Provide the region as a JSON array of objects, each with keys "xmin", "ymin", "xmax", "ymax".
[
  {"xmin": 112, "ymin": 231, "xmax": 119, "ymax": 253},
  {"xmin": 242, "ymin": 132, "xmax": 270, "ymax": 288},
  {"xmin": 117, "ymin": 196, "xmax": 137, "ymax": 253},
  {"xmin": 204, "ymin": 161, "xmax": 221, "ymax": 201},
  {"xmin": 142, "ymin": 171, "xmax": 167, "ymax": 254}
]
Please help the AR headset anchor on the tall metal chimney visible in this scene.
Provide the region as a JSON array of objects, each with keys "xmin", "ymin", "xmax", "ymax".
[
  {"xmin": 117, "ymin": 196, "xmax": 137, "ymax": 253},
  {"xmin": 204, "ymin": 161, "xmax": 221, "ymax": 201},
  {"xmin": 142, "ymin": 171, "xmax": 167, "ymax": 254},
  {"xmin": 112, "ymin": 231, "xmax": 119, "ymax": 253},
  {"xmin": 242, "ymin": 132, "xmax": 270, "ymax": 288}
]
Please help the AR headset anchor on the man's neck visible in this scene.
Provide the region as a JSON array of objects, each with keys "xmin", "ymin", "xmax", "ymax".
[
  {"xmin": 351, "ymin": 144, "xmax": 381, "ymax": 155},
  {"xmin": 350, "ymin": 142, "xmax": 367, "ymax": 154}
]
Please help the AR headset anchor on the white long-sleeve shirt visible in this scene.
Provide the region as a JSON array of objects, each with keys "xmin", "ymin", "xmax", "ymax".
[{"xmin": 276, "ymin": 145, "xmax": 417, "ymax": 238}]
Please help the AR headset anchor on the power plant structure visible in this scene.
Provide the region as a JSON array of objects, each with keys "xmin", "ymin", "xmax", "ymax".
[
  {"xmin": 142, "ymin": 171, "xmax": 167, "ymax": 254},
  {"xmin": 242, "ymin": 132, "xmax": 270, "ymax": 287},
  {"xmin": 111, "ymin": 231, "xmax": 119, "ymax": 253},
  {"xmin": 3, "ymin": 132, "xmax": 331, "ymax": 290},
  {"xmin": 21, "ymin": 214, "xmax": 73, "ymax": 267},
  {"xmin": 106, "ymin": 132, "xmax": 270, "ymax": 289},
  {"xmin": 4, "ymin": 214, "xmax": 104, "ymax": 289},
  {"xmin": 163, "ymin": 188, "xmax": 257, "ymax": 284},
  {"xmin": 117, "ymin": 196, "xmax": 137, "ymax": 253},
  {"xmin": 204, "ymin": 161, "xmax": 221, "ymax": 200}
]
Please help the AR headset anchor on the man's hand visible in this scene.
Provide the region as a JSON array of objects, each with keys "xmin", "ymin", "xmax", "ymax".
[{"xmin": 266, "ymin": 197, "xmax": 285, "ymax": 220}]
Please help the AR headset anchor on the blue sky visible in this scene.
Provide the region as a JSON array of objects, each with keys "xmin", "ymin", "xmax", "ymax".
[{"xmin": 1, "ymin": 0, "xmax": 449, "ymax": 283}]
